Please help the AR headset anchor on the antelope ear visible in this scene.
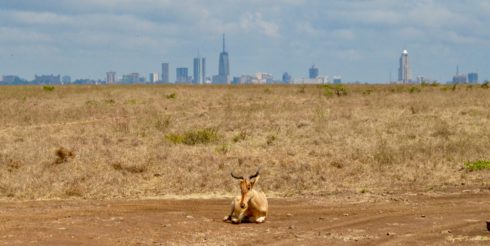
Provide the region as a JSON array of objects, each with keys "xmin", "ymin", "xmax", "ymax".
[{"xmin": 250, "ymin": 175, "xmax": 260, "ymax": 187}]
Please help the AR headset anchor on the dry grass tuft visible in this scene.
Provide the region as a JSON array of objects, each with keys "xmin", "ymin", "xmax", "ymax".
[{"xmin": 165, "ymin": 128, "xmax": 219, "ymax": 145}]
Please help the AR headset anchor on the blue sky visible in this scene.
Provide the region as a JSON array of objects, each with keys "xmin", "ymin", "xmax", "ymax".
[{"xmin": 0, "ymin": 0, "xmax": 489, "ymax": 82}]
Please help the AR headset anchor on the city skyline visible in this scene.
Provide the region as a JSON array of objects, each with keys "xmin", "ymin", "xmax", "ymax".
[{"xmin": 0, "ymin": 1, "xmax": 489, "ymax": 82}]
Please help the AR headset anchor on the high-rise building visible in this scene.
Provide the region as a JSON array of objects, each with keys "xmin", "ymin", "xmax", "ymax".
[
  {"xmin": 33, "ymin": 74, "xmax": 61, "ymax": 84},
  {"xmin": 214, "ymin": 33, "xmax": 230, "ymax": 84},
  {"xmin": 62, "ymin": 75, "xmax": 71, "ymax": 84},
  {"xmin": 398, "ymin": 49, "xmax": 412, "ymax": 83},
  {"xmin": 193, "ymin": 54, "xmax": 206, "ymax": 84},
  {"xmin": 202, "ymin": 57, "xmax": 206, "ymax": 83},
  {"xmin": 332, "ymin": 76, "xmax": 342, "ymax": 84},
  {"xmin": 176, "ymin": 67, "xmax": 189, "ymax": 83},
  {"xmin": 161, "ymin": 63, "xmax": 169, "ymax": 83},
  {"xmin": 468, "ymin": 72, "xmax": 478, "ymax": 83},
  {"xmin": 149, "ymin": 72, "xmax": 159, "ymax": 83},
  {"xmin": 121, "ymin": 73, "xmax": 141, "ymax": 83},
  {"xmin": 452, "ymin": 65, "xmax": 467, "ymax": 84},
  {"xmin": 106, "ymin": 71, "xmax": 116, "ymax": 84},
  {"xmin": 309, "ymin": 65, "xmax": 319, "ymax": 79},
  {"xmin": 282, "ymin": 72, "xmax": 292, "ymax": 83},
  {"xmin": 256, "ymin": 72, "xmax": 273, "ymax": 84}
]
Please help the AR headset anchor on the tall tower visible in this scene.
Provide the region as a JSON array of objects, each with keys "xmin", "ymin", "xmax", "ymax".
[
  {"xmin": 161, "ymin": 63, "xmax": 169, "ymax": 83},
  {"xmin": 193, "ymin": 53, "xmax": 206, "ymax": 84},
  {"xmin": 217, "ymin": 33, "xmax": 230, "ymax": 84},
  {"xmin": 398, "ymin": 49, "xmax": 411, "ymax": 83}
]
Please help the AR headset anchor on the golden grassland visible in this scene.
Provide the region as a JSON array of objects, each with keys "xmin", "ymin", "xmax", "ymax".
[{"xmin": 0, "ymin": 84, "xmax": 489, "ymax": 200}]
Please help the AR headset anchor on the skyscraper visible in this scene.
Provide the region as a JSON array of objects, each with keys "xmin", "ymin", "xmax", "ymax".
[
  {"xmin": 149, "ymin": 72, "xmax": 159, "ymax": 83},
  {"xmin": 161, "ymin": 63, "xmax": 169, "ymax": 83},
  {"xmin": 468, "ymin": 72, "xmax": 478, "ymax": 83},
  {"xmin": 106, "ymin": 71, "xmax": 116, "ymax": 84},
  {"xmin": 215, "ymin": 33, "xmax": 230, "ymax": 84},
  {"xmin": 309, "ymin": 65, "xmax": 319, "ymax": 79},
  {"xmin": 398, "ymin": 49, "xmax": 412, "ymax": 83},
  {"xmin": 282, "ymin": 72, "xmax": 292, "ymax": 83},
  {"xmin": 176, "ymin": 67, "xmax": 189, "ymax": 83},
  {"xmin": 193, "ymin": 54, "xmax": 206, "ymax": 84}
]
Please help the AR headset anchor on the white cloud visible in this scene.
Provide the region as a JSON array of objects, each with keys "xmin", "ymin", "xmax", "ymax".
[{"xmin": 240, "ymin": 12, "xmax": 280, "ymax": 38}]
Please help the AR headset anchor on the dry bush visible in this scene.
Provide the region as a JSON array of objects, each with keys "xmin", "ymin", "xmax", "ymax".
[
  {"xmin": 54, "ymin": 147, "xmax": 75, "ymax": 164},
  {"xmin": 0, "ymin": 84, "xmax": 489, "ymax": 200}
]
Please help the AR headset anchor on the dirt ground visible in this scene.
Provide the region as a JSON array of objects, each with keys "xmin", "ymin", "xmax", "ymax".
[{"xmin": 0, "ymin": 191, "xmax": 489, "ymax": 245}]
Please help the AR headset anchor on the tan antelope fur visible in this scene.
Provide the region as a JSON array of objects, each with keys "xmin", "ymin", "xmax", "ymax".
[{"xmin": 223, "ymin": 168, "xmax": 268, "ymax": 224}]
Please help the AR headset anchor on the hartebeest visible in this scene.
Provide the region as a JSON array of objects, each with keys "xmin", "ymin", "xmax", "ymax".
[{"xmin": 223, "ymin": 168, "xmax": 268, "ymax": 224}]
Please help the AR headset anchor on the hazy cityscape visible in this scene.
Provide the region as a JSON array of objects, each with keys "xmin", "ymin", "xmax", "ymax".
[{"xmin": 0, "ymin": 39, "xmax": 483, "ymax": 85}]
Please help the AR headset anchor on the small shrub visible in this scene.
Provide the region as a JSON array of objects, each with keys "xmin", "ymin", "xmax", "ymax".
[
  {"xmin": 232, "ymin": 131, "xmax": 247, "ymax": 143},
  {"xmin": 166, "ymin": 92, "xmax": 177, "ymax": 99},
  {"xmin": 464, "ymin": 160, "xmax": 490, "ymax": 171},
  {"xmin": 6, "ymin": 159, "xmax": 22, "ymax": 172},
  {"xmin": 85, "ymin": 100, "xmax": 98, "ymax": 106},
  {"xmin": 421, "ymin": 81, "xmax": 439, "ymax": 87},
  {"xmin": 54, "ymin": 147, "xmax": 75, "ymax": 164},
  {"xmin": 266, "ymin": 134, "xmax": 277, "ymax": 145},
  {"xmin": 111, "ymin": 162, "xmax": 146, "ymax": 173},
  {"xmin": 362, "ymin": 89, "xmax": 373, "ymax": 95},
  {"xmin": 65, "ymin": 185, "xmax": 83, "ymax": 197},
  {"xmin": 43, "ymin": 85, "xmax": 55, "ymax": 91},
  {"xmin": 165, "ymin": 134, "xmax": 184, "ymax": 144},
  {"xmin": 322, "ymin": 84, "xmax": 348, "ymax": 97},
  {"xmin": 104, "ymin": 99, "xmax": 116, "ymax": 105},
  {"xmin": 155, "ymin": 116, "xmax": 171, "ymax": 132},
  {"xmin": 264, "ymin": 88, "xmax": 272, "ymax": 94},
  {"xmin": 374, "ymin": 138, "xmax": 395, "ymax": 168},
  {"xmin": 298, "ymin": 85, "xmax": 306, "ymax": 94},
  {"xmin": 481, "ymin": 81, "xmax": 489, "ymax": 89},
  {"xmin": 409, "ymin": 86, "xmax": 421, "ymax": 93},
  {"xmin": 216, "ymin": 144, "xmax": 230, "ymax": 154},
  {"xmin": 165, "ymin": 128, "xmax": 219, "ymax": 145}
]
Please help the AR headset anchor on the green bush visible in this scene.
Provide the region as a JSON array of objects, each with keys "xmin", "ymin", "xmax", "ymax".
[
  {"xmin": 165, "ymin": 128, "xmax": 219, "ymax": 145},
  {"xmin": 482, "ymin": 81, "xmax": 489, "ymax": 89},
  {"xmin": 43, "ymin": 85, "xmax": 55, "ymax": 91},
  {"xmin": 232, "ymin": 131, "xmax": 247, "ymax": 143},
  {"xmin": 464, "ymin": 160, "xmax": 490, "ymax": 171},
  {"xmin": 322, "ymin": 84, "xmax": 347, "ymax": 97},
  {"xmin": 166, "ymin": 92, "xmax": 177, "ymax": 99},
  {"xmin": 409, "ymin": 86, "xmax": 421, "ymax": 93}
]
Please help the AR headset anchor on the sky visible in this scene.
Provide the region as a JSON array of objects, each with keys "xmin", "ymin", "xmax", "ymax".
[{"xmin": 0, "ymin": 0, "xmax": 489, "ymax": 83}]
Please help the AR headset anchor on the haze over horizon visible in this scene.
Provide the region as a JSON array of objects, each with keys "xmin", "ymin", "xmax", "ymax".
[{"xmin": 1, "ymin": 0, "xmax": 489, "ymax": 83}]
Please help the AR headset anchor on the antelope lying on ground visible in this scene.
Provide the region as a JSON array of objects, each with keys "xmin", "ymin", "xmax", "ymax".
[{"xmin": 223, "ymin": 168, "xmax": 268, "ymax": 224}]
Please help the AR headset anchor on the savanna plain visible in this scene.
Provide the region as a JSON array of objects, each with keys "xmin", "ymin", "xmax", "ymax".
[{"xmin": 0, "ymin": 84, "xmax": 489, "ymax": 245}]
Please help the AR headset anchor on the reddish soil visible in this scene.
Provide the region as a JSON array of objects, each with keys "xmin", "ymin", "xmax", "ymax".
[{"xmin": 0, "ymin": 192, "xmax": 489, "ymax": 245}]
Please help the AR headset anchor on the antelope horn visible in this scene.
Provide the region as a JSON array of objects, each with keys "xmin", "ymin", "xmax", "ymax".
[
  {"xmin": 249, "ymin": 167, "xmax": 261, "ymax": 179},
  {"xmin": 230, "ymin": 172, "xmax": 244, "ymax": 180}
]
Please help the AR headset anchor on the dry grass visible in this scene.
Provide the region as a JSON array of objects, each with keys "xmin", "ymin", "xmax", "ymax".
[{"xmin": 0, "ymin": 84, "xmax": 489, "ymax": 200}]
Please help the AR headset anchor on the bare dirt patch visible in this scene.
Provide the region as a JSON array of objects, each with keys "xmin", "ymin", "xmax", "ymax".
[{"xmin": 1, "ymin": 191, "xmax": 489, "ymax": 245}]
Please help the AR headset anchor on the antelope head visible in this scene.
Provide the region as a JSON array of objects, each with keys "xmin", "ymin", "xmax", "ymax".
[{"xmin": 231, "ymin": 168, "xmax": 261, "ymax": 209}]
